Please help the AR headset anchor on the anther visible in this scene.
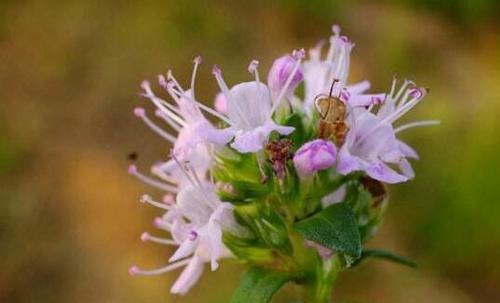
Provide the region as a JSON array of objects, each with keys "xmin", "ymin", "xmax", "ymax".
[
  {"xmin": 140, "ymin": 80, "xmax": 152, "ymax": 94},
  {"xmin": 133, "ymin": 107, "xmax": 145, "ymax": 117},
  {"xmin": 292, "ymin": 48, "xmax": 306, "ymax": 60},
  {"xmin": 128, "ymin": 265, "xmax": 139, "ymax": 276},
  {"xmin": 212, "ymin": 65, "xmax": 221, "ymax": 76},
  {"xmin": 128, "ymin": 164, "xmax": 137, "ymax": 175},
  {"xmin": 193, "ymin": 56, "xmax": 203, "ymax": 64},
  {"xmin": 158, "ymin": 74, "xmax": 168, "ymax": 89},
  {"xmin": 332, "ymin": 24, "xmax": 341, "ymax": 35},
  {"xmin": 409, "ymin": 87, "xmax": 423, "ymax": 99},
  {"xmin": 248, "ymin": 60, "xmax": 259, "ymax": 74},
  {"xmin": 140, "ymin": 232, "xmax": 150, "ymax": 242},
  {"xmin": 153, "ymin": 217, "xmax": 164, "ymax": 228},
  {"xmin": 139, "ymin": 194, "xmax": 151, "ymax": 203}
]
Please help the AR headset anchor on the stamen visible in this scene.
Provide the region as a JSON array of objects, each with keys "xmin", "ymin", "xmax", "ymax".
[
  {"xmin": 389, "ymin": 74, "xmax": 398, "ymax": 97},
  {"xmin": 141, "ymin": 232, "xmax": 178, "ymax": 245},
  {"xmin": 212, "ymin": 65, "xmax": 252, "ymax": 128},
  {"xmin": 358, "ymin": 88, "xmax": 425, "ymax": 142},
  {"xmin": 133, "ymin": 107, "xmax": 176, "ymax": 143},
  {"xmin": 153, "ymin": 217, "xmax": 172, "ymax": 230},
  {"xmin": 155, "ymin": 109, "xmax": 182, "ymax": 132},
  {"xmin": 166, "ymin": 70, "xmax": 187, "ymax": 93},
  {"xmin": 158, "ymin": 74, "xmax": 168, "ymax": 89},
  {"xmin": 190, "ymin": 56, "xmax": 203, "ymax": 100},
  {"xmin": 384, "ymin": 90, "xmax": 426, "ymax": 124},
  {"xmin": 395, "ymin": 120, "xmax": 440, "ymax": 133},
  {"xmin": 128, "ymin": 258, "xmax": 191, "ymax": 276},
  {"xmin": 139, "ymin": 194, "xmax": 173, "ymax": 210},
  {"xmin": 167, "ymin": 85, "xmax": 232, "ymax": 125},
  {"xmin": 141, "ymin": 81, "xmax": 187, "ymax": 127},
  {"xmin": 128, "ymin": 164, "xmax": 178, "ymax": 192},
  {"xmin": 393, "ymin": 80, "xmax": 414, "ymax": 104},
  {"xmin": 332, "ymin": 24, "xmax": 341, "ymax": 36},
  {"xmin": 151, "ymin": 163, "xmax": 180, "ymax": 185},
  {"xmin": 248, "ymin": 59, "xmax": 261, "ymax": 88},
  {"xmin": 409, "ymin": 87, "xmax": 423, "ymax": 99}
]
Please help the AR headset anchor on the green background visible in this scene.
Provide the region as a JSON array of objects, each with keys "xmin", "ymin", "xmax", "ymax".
[{"xmin": 1, "ymin": 0, "xmax": 499, "ymax": 302}]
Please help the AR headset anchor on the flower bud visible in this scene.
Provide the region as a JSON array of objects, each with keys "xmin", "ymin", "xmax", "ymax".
[
  {"xmin": 267, "ymin": 55, "xmax": 303, "ymax": 100},
  {"xmin": 293, "ymin": 139, "xmax": 337, "ymax": 176}
]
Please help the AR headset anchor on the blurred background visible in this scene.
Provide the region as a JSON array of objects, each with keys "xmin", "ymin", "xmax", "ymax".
[{"xmin": 1, "ymin": 0, "xmax": 499, "ymax": 302}]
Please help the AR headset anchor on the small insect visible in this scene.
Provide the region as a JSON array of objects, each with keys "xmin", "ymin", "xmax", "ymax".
[
  {"xmin": 314, "ymin": 79, "xmax": 349, "ymax": 146},
  {"xmin": 127, "ymin": 152, "xmax": 138, "ymax": 161}
]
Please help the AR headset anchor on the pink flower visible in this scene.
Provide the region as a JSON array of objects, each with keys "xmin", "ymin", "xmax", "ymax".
[
  {"xmin": 267, "ymin": 54, "xmax": 304, "ymax": 100},
  {"xmin": 212, "ymin": 64, "xmax": 296, "ymax": 153},
  {"xmin": 293, "ymin": 139, "xmax": 337, "ymax": 176},
  {"xmin": 336, "ymin": 78, "xmax": 439, "ymax": 184},
  {"xmin": 130, "ymin": 162, "xmax": 244, "ymax": 296},
  {"xmin": 336, "ymin": 112, "xmax": 410, "ymax": 184}
]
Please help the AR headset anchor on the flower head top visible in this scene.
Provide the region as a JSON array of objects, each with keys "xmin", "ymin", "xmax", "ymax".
[{"xmin": 128, "ymin": 24, "xmax": 438, "ymax": 299}]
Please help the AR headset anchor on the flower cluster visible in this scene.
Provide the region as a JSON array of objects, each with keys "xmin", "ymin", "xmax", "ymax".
[{"xmin": 128, "ymin": 25, "xmax": 438, "ymax": 300}]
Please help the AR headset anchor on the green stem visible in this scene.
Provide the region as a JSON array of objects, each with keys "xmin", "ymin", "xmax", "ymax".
[
  {"xmin": 290, "ymin": 232, "xmax": 341, "ymax": 303},
  {"xmin": 310, "ymin": 256, "xmax": 341, "ymax": 303}
]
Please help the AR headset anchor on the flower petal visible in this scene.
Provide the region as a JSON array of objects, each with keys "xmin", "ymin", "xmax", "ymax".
[
  {"xmin": 336, "ymin": 146, "xmax": 362, "ymax": 175},
  {"xmin": 398, "ymin": 158, "xmax": 415, "ymax": 179},
  {"xmin": 196, "ymin": 122, "xmax": 234, "ymax": 145},
  {"xmin": 169, "ymin": 238, "xmax": 198, "ymax": 262},
  {"xmin": 170, "ymin": 257, "xmax": 204, "ymax": 295},
  {"xmin": 228, "ymin": 81, "xmax": 272, "ymax": 130},
  {"xmin": 230, "ymin": 122, "xmax": 294, "ymax": 153},
  {"xmin": 366, "ymin": 162, "xmax": 409, "ymax": 184},
  {"xmin": 398, "ymin": 140, "xmax": 419, "ymax": 159}
]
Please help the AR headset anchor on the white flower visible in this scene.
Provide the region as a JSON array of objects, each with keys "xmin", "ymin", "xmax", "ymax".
[
  {"xmin": 337, "ymin": 111, "xmax": 410, "ymax": 183},
  {"xmin": 301, "ymin": 25, "xmax": 385, "ymax": 114},
  {"xmin": 129, "ymin": 162, "xmax": 243, "ymax": 295},
  {"xmin": 211, "ymin": 61, "xmax": 300, "ymax": 153}
]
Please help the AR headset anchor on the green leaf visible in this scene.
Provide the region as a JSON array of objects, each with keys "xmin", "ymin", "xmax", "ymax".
[
  {"xmin": 283, "ymin": 113, "xmax": 307, "ymax": 149},
  {"xmin": 353, "ymin": 249, "xmax": 417, "ymax": 268},
  {"xmin": 230, "ymin": 267, "xmax": 291, "ymax": 303},
  {"xmin": 294, "ymin": 202, "xmax": 361, "ymax": 260}
]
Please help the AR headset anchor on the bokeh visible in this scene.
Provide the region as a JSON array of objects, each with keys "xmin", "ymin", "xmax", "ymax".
[{"xmin": 1, "ymin": 1, "xmax": 499, "ymax": 302}]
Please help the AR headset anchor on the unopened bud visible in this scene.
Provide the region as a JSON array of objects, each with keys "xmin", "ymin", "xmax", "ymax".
[
  {"xmin": 267, "ymin": 55, "xmax": 303, "ymax": 100},
  {"xmin": 293, "ymin": 139, "xmax": 337, "ymax": 177}
]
